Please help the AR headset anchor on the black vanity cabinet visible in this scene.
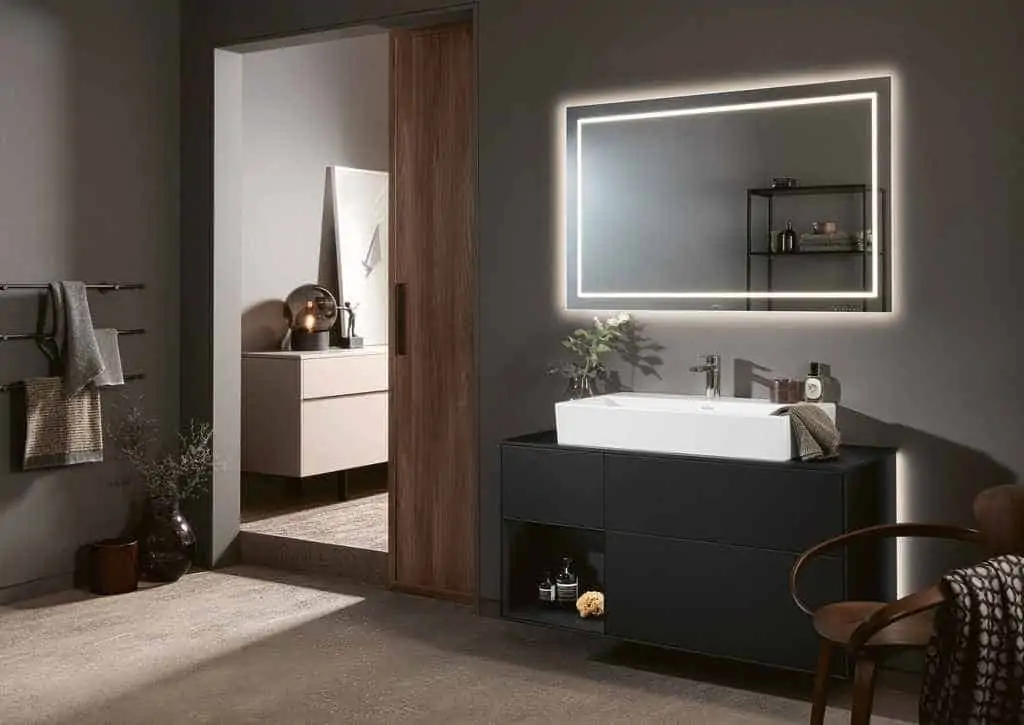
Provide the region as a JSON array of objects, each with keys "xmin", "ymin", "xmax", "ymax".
[{"xmin": 500, "ymin": 432, "xmax": 895, "ymax": 673}]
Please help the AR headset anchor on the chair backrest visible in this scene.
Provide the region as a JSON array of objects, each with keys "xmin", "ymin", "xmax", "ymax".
[{"xmin": 974, "ymin": 485, "xmax": 1024, "ymax": 555}]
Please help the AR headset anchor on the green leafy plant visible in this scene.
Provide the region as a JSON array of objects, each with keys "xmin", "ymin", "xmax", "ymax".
[
  {"xmin": 108, "ymin": 400, "xmax": 214, "ymax": 506},
  {"xmin": 547, "ymin": 313, "xmax": 666, "ymax": 396},
  {"xmin": 547, "ymin": 313, "xmax": 634, "ymax": 389}
]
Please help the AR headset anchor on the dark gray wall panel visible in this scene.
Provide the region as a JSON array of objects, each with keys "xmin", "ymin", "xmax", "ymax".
[{"xmin": 0, "ymin": 0, "xmax": 180, "ymax": 601}]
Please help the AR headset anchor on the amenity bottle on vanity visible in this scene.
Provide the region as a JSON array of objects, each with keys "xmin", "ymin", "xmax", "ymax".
[
  {"xmin": 555, "ymin": 557, "xmax": 579, "ymax": 607},
  {"xmin": 538, "ymin": 571, "xmax": 556, "ymax": 607},
  {"xmin": 804, "ymin": 362, "xmax": 824, "ymax": 402}
]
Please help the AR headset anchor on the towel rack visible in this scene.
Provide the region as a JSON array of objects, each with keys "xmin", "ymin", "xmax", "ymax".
[
  {"xmin": 0, "ymin": 282, "xmax": 145, "ymax": 293},
  {"xmin": 0, "ymin": 372, "xmax": 146, "ymax": 394},
  {"xmin": 0, "ymin": 328, "xmax": 146, "ymax": 344},
  {"xmin": 0, "ymin": 281, "xmax": 147, "ymax": 395}
]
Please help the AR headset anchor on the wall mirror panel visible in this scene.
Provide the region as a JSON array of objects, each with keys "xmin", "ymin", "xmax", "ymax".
[{"xmin": 565, "ymin": 77, "xmax": 892, "ymax": 311}]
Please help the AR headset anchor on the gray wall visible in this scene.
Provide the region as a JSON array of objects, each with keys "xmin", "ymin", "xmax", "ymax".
[
  {"xmin": 0, "ymin": 0, "xmax": 180, "ymax": 602},
  {"xmin": 183, "ymin": 0, "xmax": 1023, "ymax": 605},
  {"xmin": 241, "ymin": 35, "xmax": 389, "ymax": 352},
  {"xmin": 477, "ymin": 0, "xmax": 1023, "ymax": 600}
]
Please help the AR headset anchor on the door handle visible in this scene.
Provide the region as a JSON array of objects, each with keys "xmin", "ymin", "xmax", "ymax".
[{"xmin": 394, "ymin": 282, "xmax": 407, "ymax": 356}]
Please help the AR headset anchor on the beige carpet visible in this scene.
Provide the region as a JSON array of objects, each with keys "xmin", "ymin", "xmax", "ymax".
[
  {"xmin": 0, "ymin": 567, "xmax": 917, "ymax": 724},
  {"xmin": 241, "ymin": 492, "xmax": 388, "ymax": 551}
]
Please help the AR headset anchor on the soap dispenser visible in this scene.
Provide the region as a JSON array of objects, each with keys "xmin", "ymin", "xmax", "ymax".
[{"xmin": 804, "ymin": 362, "xmax": 824, "ymax": 403}]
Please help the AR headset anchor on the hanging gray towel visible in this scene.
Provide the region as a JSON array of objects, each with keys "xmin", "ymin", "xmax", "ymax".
[
  {"xmin": 772, "ymin": 403, "xmax": 841, "ymax": 461},
  {"xmin": 39, "ymin": 281, "xmax": 105, "ymax": 395},
  {"xmin": 92, "ymin": 329, "xmax": 124, "ymax": 387},
  {"xmin": 22, "ymin": 377, "xmax": 103, "ymax": 470}
]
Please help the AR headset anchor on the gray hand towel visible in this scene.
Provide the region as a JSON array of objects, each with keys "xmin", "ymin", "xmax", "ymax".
[
  {"xmin": 772, "ymin": 403, "xmax": 841, "ymax": 461},
  {"xmin": 40, "ymin": 282, "xmax": 105, "ymax": 395},
  {"xmin": 22, "ymin": 377, "xmax": 103, "ymax": 470},
  {"xmin": 92, "ymin": 329, "xmax": 125, "ymax": 387}
]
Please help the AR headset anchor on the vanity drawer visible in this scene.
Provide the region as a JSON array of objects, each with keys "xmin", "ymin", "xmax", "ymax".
[
  {"xmin": 605, "ymin": 454, "xmax": 843, "ymax": 553},
  {"xmin": 300, "ymin": 392, "xmax": 388, "ymax": 477},
  {"xmin": 302, "ymin": 353, "xmax": 388, "ymax": 400},
  {"xmin": 501, "ymin": 446, "xmax": 603, "ymax": 529},
  {"xmin": 605, "ymin": 533, "xmax": 842, "ymax": 672}
]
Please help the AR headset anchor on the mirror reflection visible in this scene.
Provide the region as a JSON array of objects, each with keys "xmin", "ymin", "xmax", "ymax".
[{"xmin": 565, "ymin": 77, "xmax": 892, "ymax": 312}]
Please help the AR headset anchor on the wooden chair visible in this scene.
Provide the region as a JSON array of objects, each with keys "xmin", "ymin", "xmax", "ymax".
[{"xmin": 790, "ymin": 484, "xmax": 1024, "ymax": 725}]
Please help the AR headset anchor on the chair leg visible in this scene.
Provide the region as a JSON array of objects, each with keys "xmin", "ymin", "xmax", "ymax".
[
  {"xmin": 851, "ymin": 656, "xmax": 877, "ymax": 725},
  {"xmin": 810, "ymin": 639, "xmax": 832, "ymax": 725}
]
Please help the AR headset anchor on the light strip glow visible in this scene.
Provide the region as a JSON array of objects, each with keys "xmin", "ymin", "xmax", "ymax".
[
  {"xmin": 871, "ymin": 93, "xmax": 879, "ymax": 303},
  {"xmin": 574, "ymin": 91, "xmax": 881, "ymax": 302}
]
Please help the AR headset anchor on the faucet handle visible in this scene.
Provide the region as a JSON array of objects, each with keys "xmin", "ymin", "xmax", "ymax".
[{"xmin": 699, "ymin": 352, "xmax": 721, "ymax": 364}]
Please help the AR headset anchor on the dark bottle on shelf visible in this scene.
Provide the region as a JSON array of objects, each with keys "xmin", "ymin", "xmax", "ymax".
[
  {"xmin": 777, "ymin": 219, "xmax": 798, "ymax": 253},
  {"xmin": 555, "ymin": 557, "xmax": 579, "ymax": 607},
  {"xmin": 537, "ymin": 571, "xmax": 556, "ymax": 607}
]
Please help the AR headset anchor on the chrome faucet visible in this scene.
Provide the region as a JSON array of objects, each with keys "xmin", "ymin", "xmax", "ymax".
[{"xmin": 690, "ymin": 353, "xmax": 722, "ymax": 399}]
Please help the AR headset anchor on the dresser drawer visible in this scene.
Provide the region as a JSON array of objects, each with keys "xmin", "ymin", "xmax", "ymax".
[
  {"xmin": 301, "ymin": 353, "xmax": 388, "ymax": 400},
  {"xmin": 501, "ymin": 446, "xmax": 603, "ymax": 529},
  {"xmin": 605, "ymin": 454, "xmax": 843, "ymax": 553},
  {"xmin": 300, "ymin": 392, "xmax": 388, "ymax": 477}
]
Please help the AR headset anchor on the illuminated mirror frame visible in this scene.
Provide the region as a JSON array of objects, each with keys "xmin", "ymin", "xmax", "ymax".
[{"xmin": 565, "ymin": 76, "xmax": 892, "ymax": 312}]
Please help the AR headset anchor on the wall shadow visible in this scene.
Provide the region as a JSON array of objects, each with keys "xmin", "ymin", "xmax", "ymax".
[
  {"xmin": 613, "ymin": 320, "xmax": 665, "ymax": 392},
  {"xmin": 241, "ymin": 300, "xmax": 288, "ymax": 352},
  {"xmin": 317, "ymin": 167, "xmax": 344, "ymax": 348},
  {"xmin": 733, "ymin": 358, "xmax": 774, "ymax": 398},
  {"xmin": 837, "ymin": 406, "xmax": 1016, "ymax": 592}
]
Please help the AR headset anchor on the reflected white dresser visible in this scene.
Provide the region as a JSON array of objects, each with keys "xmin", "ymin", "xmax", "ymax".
[{"xmin": 242, "ymin": 347, "xmax": 388, "ymax": 477}]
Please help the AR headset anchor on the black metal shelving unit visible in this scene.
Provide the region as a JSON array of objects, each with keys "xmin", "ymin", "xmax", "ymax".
[{"xmin": 745, "ymin": 185, "xmax": 886, "ymax": 312}]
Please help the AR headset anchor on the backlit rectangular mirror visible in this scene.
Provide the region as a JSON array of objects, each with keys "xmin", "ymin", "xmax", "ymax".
[{"xmin": 565, "ymin": 77, "xmax": 892, "ymax": 312}]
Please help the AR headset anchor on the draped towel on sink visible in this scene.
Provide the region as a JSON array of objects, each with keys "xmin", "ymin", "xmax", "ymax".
[{"xmin": 771, "ymin": 403, "xmax": 840, "ymax": 461}]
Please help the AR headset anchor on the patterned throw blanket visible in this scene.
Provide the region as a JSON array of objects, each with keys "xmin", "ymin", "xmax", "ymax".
[{"xmin": 920, "ymin": 554, "xmax": 1024, "ymax": 723}]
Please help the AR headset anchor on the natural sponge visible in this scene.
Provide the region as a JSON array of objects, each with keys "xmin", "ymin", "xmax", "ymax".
[{"xmin": 575, "ymin": 590, "xmax": 605, "ymax": 618}]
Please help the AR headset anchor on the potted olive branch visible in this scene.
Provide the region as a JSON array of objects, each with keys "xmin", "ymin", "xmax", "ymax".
[{"xmin": 108, "ymin": 400, "xmax": 214, "ymax": 583}]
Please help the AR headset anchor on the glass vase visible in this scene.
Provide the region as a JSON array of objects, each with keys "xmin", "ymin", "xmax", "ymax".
[
  {"xmin": 139, "ymin": 497, "xmax": 197, "ymax": 583},
  {"xmin": 564, "ymin": 374, "xmax": 597, "ymax": 400}
]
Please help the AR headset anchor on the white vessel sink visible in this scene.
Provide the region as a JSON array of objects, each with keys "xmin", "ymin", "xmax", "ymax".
[{"xmin": 555, "ymin": 393, "xmax": 837, "ymax": 462}]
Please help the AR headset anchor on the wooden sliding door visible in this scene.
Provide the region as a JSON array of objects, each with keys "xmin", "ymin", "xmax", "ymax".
[{"xmin": 389, "ymin": 22, "xmax": 475, "ymax": 601}]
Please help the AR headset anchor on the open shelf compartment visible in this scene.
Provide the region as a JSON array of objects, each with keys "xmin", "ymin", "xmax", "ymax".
[{"xmin": 502, "ymin": 519, "xmax": 606, "ymax": 635}]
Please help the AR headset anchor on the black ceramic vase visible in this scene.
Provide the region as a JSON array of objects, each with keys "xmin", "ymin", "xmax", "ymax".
[{"xmin": 139, "ymin": 497, "xmax": 196, "ymax": 582}]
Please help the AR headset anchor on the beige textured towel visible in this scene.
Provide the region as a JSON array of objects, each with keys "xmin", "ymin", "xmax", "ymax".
[
  {"xmin": 22, "ymin": 377, "xmax": 103, "ymax": 470},
  {"xmin": 772, "ymin": 403, "xmax": 841, "ymax": 461}
]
